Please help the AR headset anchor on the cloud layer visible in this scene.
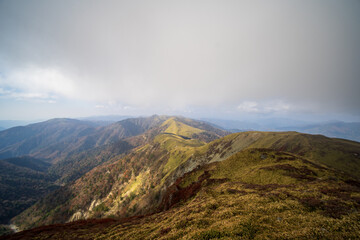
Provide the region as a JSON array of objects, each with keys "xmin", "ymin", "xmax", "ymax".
[{"xmin": 0, "ymin": 0, "xmax": 359, "ymax": 119}]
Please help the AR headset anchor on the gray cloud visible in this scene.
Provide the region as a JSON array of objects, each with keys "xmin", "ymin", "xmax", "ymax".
[{"xmin": 0, "ymin": 0, "xmax": 359, "ymax": 119}]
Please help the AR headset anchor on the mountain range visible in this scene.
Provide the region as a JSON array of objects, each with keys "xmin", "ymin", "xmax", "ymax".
[
  {"xmin": 202, "ymin": 118, "xmax": 360, "ymax": 142},
  {"xmin": 0, "ymin": 115, "xmax": 359, "ymax": 239}
]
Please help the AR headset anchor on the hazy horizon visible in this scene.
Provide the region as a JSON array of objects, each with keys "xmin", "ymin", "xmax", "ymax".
[
  {"xmin": 1, "ymin": 0, "xmax": 359, "ymax": 122},
  {"xmin": 0, "ymin": 113, "xmax": 358, "ymax": 127}
]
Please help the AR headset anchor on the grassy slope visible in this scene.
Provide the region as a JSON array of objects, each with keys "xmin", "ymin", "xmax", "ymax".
[
  {"xmin": 162, "ymin": 117, "xmax": 204, "ymax": 137},
  {"xmin": 245, "ymin": 132, "xmax": 360, "ymax": 177},
  {"xmin": 8, "ymin": 128, "xmax": 360, "ymax": 237},
  {"xmin": 5, "ymin": 149, "xmax": 360, "ymax": 239},
  {"xmin": 11, "ymin": 118, "xmax": 214, "ymax": 230},
  {"xmin": 158, "ymin": 118, "xmax": 205, "ymax": 179},
  {"xmin": 202, "ymin": 131, "xmax": 360, "ymax": 178}
]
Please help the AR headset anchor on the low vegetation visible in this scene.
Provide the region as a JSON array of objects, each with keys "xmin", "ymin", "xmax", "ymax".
[
  {"xmin": 3, "ymin": 117, "xmax": 360, "ymax": 239},
  {"xmin": 4, "ymin": 149, "xmax": 360, "ymax": 239},
  {"xmin": 11, "ymin": 117, "xmax": 227, "ymax": 230}
]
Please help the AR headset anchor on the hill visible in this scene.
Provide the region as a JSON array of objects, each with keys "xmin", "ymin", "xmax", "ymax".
[
  {"xmin": 0, "ymin": 115, "xmax": 170, "ymax": 163},
  {"xmin": 0, "ymin": 118, "xmax": 97, "ymax": 161},
  {"xmin": 203, "ymin": 118, "xmax": 360, "ymax": 142},
  {"xmin": 47, "ymin": 115, "xmax": 226, "ymax": 185},
  {"xmin": 0, "ymin": 116, "xmax": 189, "ymax": 226},
  {"xmin": 212, "ymin": 131, "xmax": 360, "ymax": 178},
  {"xmin": 10, "ymin": 123, "xmax": 360, "ymax": 235},
  {"xmin": 4, "ymin": 147, "xmax": 360, "ymax": 239},
  {"xmin": 0, "ymin": 115, "xmax": 183, "ymax": 186},
  {"xmin": 10, "ymin": 117, "xmax": 229, "ymax": 230},
  {"xmin": 0, "ymin": 158, "xmax": 58, "ymax": 224}
]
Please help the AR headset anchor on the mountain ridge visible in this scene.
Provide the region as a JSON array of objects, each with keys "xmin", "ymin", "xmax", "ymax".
[
  {"xmin": 10, "ymin": 117, "xmax": 229, "ymax": 230},
  {"xmin": 10, "ymin": 119, "xmax": 360, "ymax": 233},
  {"xmin": 1, "ymin": 116, "xmax": 360, "ymax": 239},
  {"xmin": 5, "ymin": 146, "xmax": 360, "ymax": 239},
  {"xmin": 202, "ymin": 118, "xmax": 360, "ymax": 142}
]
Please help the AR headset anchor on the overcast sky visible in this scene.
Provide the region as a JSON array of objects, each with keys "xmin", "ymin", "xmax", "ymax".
[{"xmin": 0, "ymin": 0, "xmax": 359, "ymax": 121}]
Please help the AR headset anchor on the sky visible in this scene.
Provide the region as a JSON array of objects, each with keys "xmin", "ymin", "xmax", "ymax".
[{"xmin": 0, "ymin": 0, "xmax": 359, "ymax": 121}]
